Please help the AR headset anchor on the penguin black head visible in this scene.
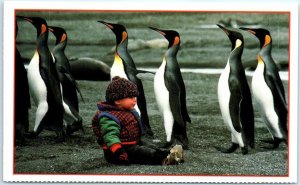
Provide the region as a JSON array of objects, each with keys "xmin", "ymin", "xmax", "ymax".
[
  {"xmin": 17, "ymin": 16, "xmax": 48, "ymax": 38},
  {"xmin": 240, "ymin": 27, "xmax": 271, "ymax": 48},
  {"xmin": 98, "ymin": 20, "xmax": 128, "ymax": 45},
  {"xmin": 48, "ymin": 26, "xmax": 67, "ymax": 45},
  {"xmin": 149, "ymin": 27, "xmax": 180, "ymax": 48},
  {"xmin": 217, "ymin": 24, "xmax": 244, "ymax": 51}
]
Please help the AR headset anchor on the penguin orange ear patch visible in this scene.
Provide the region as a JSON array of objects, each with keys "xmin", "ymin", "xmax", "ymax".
[
  {"xmin": 263, "ymin": 35, "xmax": 271, "ymax": 47},
  {"xmin": 41, "ymin": 24, "xmax": 47, "ymax": 34},
  {"xmin": 173, "ymin": 36, "xmax": 180, "ymax": 46},
  {"xmin": 121, "ymin": 31, "xmax": 128, "ymax": 43},
  {"xmin": 61, "ymin": 33, "xmax": 67, "ymax": 42}
]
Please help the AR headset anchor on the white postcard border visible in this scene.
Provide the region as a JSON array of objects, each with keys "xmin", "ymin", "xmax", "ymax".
[{"xmin": 3, "ymin": 0, "xmax": 299, "ymax": 183}]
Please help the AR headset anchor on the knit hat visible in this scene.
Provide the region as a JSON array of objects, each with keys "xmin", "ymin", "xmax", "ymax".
[{"xmin": 106, "ymin": 76, "xmax": 139, "ymax": 103}]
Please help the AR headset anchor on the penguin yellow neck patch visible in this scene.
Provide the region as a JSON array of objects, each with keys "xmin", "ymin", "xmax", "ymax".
[
  {"xmin": 114, "ymin": 53, "xmax": 124, "ymax": 67},
  {"xmin": 263, "ymin": 35, "xmax": 271, "ymax": 47},
  {"xmin": 257, "ymin": 54, "xmax": 264, "ymax": 65}
]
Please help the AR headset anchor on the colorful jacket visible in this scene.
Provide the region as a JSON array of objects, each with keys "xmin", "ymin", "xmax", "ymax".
[{"xmin": 92, "ymin": 101, "xmax": 144, "ymax": 149}]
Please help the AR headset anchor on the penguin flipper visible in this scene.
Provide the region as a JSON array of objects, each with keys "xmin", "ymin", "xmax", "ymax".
[
  {"xmin": 265, "ymin": 74, "xmax": 287, "ymax": 111},
  {"xmin": 166, "ymin": 68, "xmax": 190, "ymax": 124},
  {"xmin": 63, "ymin": 73, "xmax": 85, "ymax": 102},
  {"xmin": 228, "ymin": 78, "xmax": 243, "ymax": 133},
  {"xmin": 265, "ymin": 74, "xmax": 288, "ymax": 133},
  {"xmin": 136, "ymin": 69, "xmax": 155, "ymax": 75},
  {"xmin": 166, "ymin": 78, "xmax": 186, "ymax": 128},
  {"xmin": 231, "ymin": 77, "xmax": 255, "ymax": 147}
]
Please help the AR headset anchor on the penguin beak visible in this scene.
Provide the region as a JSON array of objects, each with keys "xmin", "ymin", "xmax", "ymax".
[
  {"xmin": 217, "ymin": 24, "xmax": 229, "ymax": 36},
  {"xmin": 240, "ymin": 27, "xmax": 256, "ymax": 35},
  {"xmin": 149, "ymin": 26, "xmax": 166, "ymax": 36},
  {"xmin": 16, "ymin": 16, "xmax": 33, "ymax": 23},
  {"xmin": 48, "ymin": 27, "xmax": 54, "ymax": 32},
  {"xmin": 98, "ymin": 20, "xmax": 114, "ymax": 30}
]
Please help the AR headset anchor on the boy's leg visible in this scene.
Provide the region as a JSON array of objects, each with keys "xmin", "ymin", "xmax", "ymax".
[
  {"xmin": 103, "ymin": 149, "xmax": 116, "ymax": 164},
  {"xmin": 125, "ymin": 145, "xmax": 169, "ymax": 165}
]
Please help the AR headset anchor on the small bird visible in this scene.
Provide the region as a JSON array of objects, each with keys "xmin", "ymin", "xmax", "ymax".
[
  {"xmin": 48, "ymin": 26, "xmax": 84, "ymax": 135},
  {"xmin": 149, "ymin": 27, "xmax": 191, "ymax": 149},
  {"xmin": 17, "ymin": 16, "xmax": 65, "ymax": 141},
  {"xmin": 98, "ymin": 20, "xmax": 153, "ymax": 136},
  {"xmin": 216, "ymin": 24, "xmax": 254, "ymax": 155},
  {"xmin": 240, "ymin": 27, "xmax": 288, "ymax": 149}
]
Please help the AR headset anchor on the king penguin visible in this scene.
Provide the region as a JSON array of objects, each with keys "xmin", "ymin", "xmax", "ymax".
[
  {"xmin": 240, "ymin": 27, "xmax": 288, "ymax": 149},
  {"xmin": 98, "ymin": 20, "xmax": 153, "ymax": 136},
  {"xmin": 15, "ymin": 21, "xmax": 30, "ymax": 144},
  {"xmin": 149, "ymin": 27, "xmax": 191, "ymax": 149},
  {"xmin": 17, "ymin": 16, "xmax": 65, "ymax": 141},
  {"xmin": 48, "ymin": 26, "xmax": 84, "ymax": 135},
  {"xmin": 216, "ymin": 24, "xmax": 255, "ymax": 154}
]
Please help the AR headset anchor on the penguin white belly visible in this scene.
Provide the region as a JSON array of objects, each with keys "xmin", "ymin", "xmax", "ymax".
[
  {"xmin": 110, "ymin": 54, "xmax": 127, "ymax": 79},
  {"xmin": 110, "ymin": 63, "xmax": 127, "ymax": 79},
  {"xmin": 62, "ymin": 102, "xmax": 78, "ymax": 125},
  {"xmin": 110, "ymin": 55, "xmax": 141, "ymax": 115},
  {"xmin": 27, "ymin": 52, "xmax": 48, "ymax": 132},
  {"xmin": 154, "ymin": 58, "xmax": 174, "ymax": 142},
  {"xmin": 218, "ymin": 63, "xmax": 244, "ymax": 146},
  {"xmin": 252, "ymin": 63, "xmax": 282, "ymax": 138}
]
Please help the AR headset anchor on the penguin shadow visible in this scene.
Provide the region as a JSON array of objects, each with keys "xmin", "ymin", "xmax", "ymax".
[
  {"xmin": 214, "ymin": 144, "xmax": 253, "ymax": 155},
  {"xmin": 255, "ymin": 139, "xmax": 288, "ymax": 153},
  {"xmin": 22, "ymin": 113, "xmax": 85, "ymax": 145},
  {"xmin": 21, "ymin": 126, "xmax": 89, "ymax": 147},
  {"xmin": 214, "ymin": 139, "xmax": 287, "ymax": 155}
]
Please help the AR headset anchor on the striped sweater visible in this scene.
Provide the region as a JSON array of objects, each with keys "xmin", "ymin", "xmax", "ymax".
[{"xmin": 92, "ymin": 101, "xmax": 143, "ymax": 148}]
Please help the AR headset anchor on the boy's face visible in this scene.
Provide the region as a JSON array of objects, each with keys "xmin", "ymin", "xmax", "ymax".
[{"xmin": 115, "ymin": 97, "xmax": 137, "ymax": 110}]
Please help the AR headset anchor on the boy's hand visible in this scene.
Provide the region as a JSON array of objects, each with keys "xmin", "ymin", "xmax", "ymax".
[{"xmin": 114, "ymin": 148, "xmax": 129, "ymax": 165}]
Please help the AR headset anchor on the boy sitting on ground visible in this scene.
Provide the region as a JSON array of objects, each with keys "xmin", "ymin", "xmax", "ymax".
[{"xmin": 92, "ymin": 76, "xmax": 183, "ymax": 165}]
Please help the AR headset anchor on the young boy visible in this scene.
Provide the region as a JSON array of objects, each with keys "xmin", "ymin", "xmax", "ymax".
[{"xmin": 92, "ymin": 76, "xmax": 183, "ymax": 165}]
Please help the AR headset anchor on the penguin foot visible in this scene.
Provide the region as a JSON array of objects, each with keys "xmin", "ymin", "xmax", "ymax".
[
  {"xmin": 241, "ymin": 147, "xmax": 248, "ymax": 155},
  {"xmin": 25, "ymin": 131, "xmax": 39, "ymax": 139},
  {"xmin": 174, "ymin": 135, "xmax": 189, "ymax": 150},
  {"xmin": 143, "ymin": 129, "xmax": 154, "ymax": 138},
  {"xmin": 182, "ymin": 145, "xmax": 189, "ymax": 150},
  {"xmin": 215, "ymin": 143, "xmax": 239, "ymax": 154},
  {"xmin": 249, "ymin": 141, "xmax": 255, "ymax": 149},
  {"xmin": 159, "ymin": 142, "xmax": 173, "ymax": 149},
  {"xmin": 15, "ymin": 137, "xmax": 28, "ymax": 146},
  {"xmin": 66, "ymin": 122, "xmax": 84, "ymax": 136},
  {"xmin": 55, "ymin": 130, "xmax": 66, "ymax": 142},
  {"xmin": 260, "ymin": 138, "xmax": 276, "ymax": 144},
  {"xmin": 260, "ymin": 138, "xmax": 285, "ymax": 149}
]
